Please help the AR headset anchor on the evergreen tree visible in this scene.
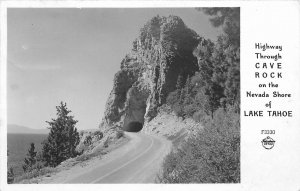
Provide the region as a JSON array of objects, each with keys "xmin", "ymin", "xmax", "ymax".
[
  {"xmin": 7, "ymin": 166, "xmax": 14, "ymax": 184},
  {"xmin": 192, "ymin": 7, "xmax": 240, "ymax": 116},
  {"xmin": 193, "ymin": 38, "xmax": 214, "ymax": 87},
  {"xmin": 223, "ymin": 46, "xmax": 240, "ymax": 109},
  {"xmin": 176, "ymin": 88, "xmax": 186, "ymax": 117},
  {"xmin": 201, "ymin": 7, "xmax": 240, "ymax": 109},
  {"xmin": 42, "ymin": 102, "xmax": 80, "ymax": 167},
  {"xmin": 166, "ymin": 8, "xmax": 240, "ymax": 119},
  {"xmin": 22, "ymin": 142, "xmax": 37, "ymax": 172},
  {"xmin": 7, "ymin": 150, "xmax": 14, "ymax": 184},
  {"xmin": 183, "ymin": 76, "xmax": 197, "ymax": 117},
  {"xmin": 175, "ymin": 74, "xmax": 184, "ymax": 90},
  {"xmin": 183, "ymin": 75, "xmax": 192, "ymax": 104},
  {"xmin": 199, "ymin": 8, "xmax": 240, "ymax": 46}
]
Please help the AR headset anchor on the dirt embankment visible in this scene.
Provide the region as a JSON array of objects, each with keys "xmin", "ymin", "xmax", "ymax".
[{"xmin": 142, "ymin": 109, "xmax": 203, "ymax": 144}]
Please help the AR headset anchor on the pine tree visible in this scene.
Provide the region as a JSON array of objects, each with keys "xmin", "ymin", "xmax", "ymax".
[
  {"xmin": 223, "ymin": 46, "xmax": 240, "ymax": 109},
  {"xmin": 42, "ymin": 102, "xmax": 80, "ymax": 167},
  {"xmin": 182, "ymin": 76, "xmax": 197, "ymax": 117},
  {"xmin": 175, "ymin": 74, "xmax": 185, "ymax": 105},
  {"xmin": 175, "ymin": 74, "xmax": 184, "ymax": 90},
  {"xmin": 177, "ymin": 88, "xmax": 186, "ymax": 118},
  {"xmin": 7, "ymin": 150, "xmax": 14, "ymax": 184},
  {"xmin": 199, "ymin": 8, "xmax": 240, "ymax": 46},
  {"xmin": 7, "ymin": 166, "xmax": 14, "ymax": 184},
  {"xmin": 183, "ymin": 75, "xmax": 192, "ymax": 104},
  {"xmin": 22, "ymin": 142, "xmax": 37, "ymax": 172},
  {"xmin": 196, "ymin": 8, "xmax": 240, "ymax": 111}
]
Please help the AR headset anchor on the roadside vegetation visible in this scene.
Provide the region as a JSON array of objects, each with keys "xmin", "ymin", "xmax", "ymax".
[
  {"xmin": 158, "ymin": 8, "xmax": 240, "ymax": 183},
  {"xmin": 8, "ymin": 102, "xmax": 126, "ymax": 184},
  {"xmin": 158, "ymin": 107, "xmax": 240, "ymax": 183},
  {"xmin": 8, "ymin": 102, "xmax": 80, "ymax": 183}
]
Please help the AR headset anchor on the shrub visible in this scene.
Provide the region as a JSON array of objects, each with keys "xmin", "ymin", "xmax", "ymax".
[
  {"xmin": 75, "ymin": 148, "xmax": 106, "ymax": 162},
  {"xmin": 103, "ymin": 139, "xmax": 109, "ymax": 148},
  {"xmin": 183, "ymin": 104, "xmax": 197, "ymax": 118},
  {"xmin": 14, "ymin": 167, "xmax": 56, "ymax": 183},
  {"xmin": 166, "ymin": 91, "xmax": 179, "ymax": 106},
  {"xmin": 93, "ymin": 130, "xmax": 103, "ymax": 138},
  {"xmin": 84, "ymin": 135, "xmax": 92, "ymax": 146},
  {"xmin": 76, "ymin": 153, "xmax": 95, "ymax": 162},
  {"xmin": 192, "ymin": 109, "xmax": 212, "ymax": 123},
  {"xmin": 116, "ymin": 130, "xmax": 125, "ymax": 139},
  {"xmin": 158, "ymin": 107, "xmax": 240, "ymax": 183},
  {"xmin": 158, "ymin": 104, "xmax": 172, "ymax": 113},
  {"xmin": 79, "ymin": 131, "xmax": 84, "ymax": 137}
]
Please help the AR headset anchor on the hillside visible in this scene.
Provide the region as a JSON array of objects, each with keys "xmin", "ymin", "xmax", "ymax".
[
  {"xmin": 7, "ymin": 124, "xmax": 49, "ymax": 134},
  {"xmin": 100, "ymin": 8, "xmax": 240, "ymax": 183}
]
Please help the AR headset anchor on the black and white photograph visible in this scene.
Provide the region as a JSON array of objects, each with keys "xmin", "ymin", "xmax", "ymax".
[
  {"xmin": 5, "ymin": 7, "xmax": 240, "ymax": 184},
  {"xmin": 1, "ymin": 1, "xmax": 300, "ymax": 191}
]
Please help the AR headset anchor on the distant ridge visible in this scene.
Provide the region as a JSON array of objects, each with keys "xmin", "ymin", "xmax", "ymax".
[{"xmin": 7, "ymin": 124, "xmax": 49, "ymax": 134}]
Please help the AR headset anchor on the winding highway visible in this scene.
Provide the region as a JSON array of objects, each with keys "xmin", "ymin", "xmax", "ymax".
[{"xmin": 63, "ymin": 132, "xmax": 171, "ymax": 183}]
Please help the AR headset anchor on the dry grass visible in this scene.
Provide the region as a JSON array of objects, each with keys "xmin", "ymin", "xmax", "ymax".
[{"xmin": 14, "ymin": 167, "xmax": 57, "ymax": 184}]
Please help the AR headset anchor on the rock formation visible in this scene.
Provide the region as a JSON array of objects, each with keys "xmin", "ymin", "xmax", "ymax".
[{"xmin": 100, "ymin": 15, "xmax": 200, "ymax": 131}]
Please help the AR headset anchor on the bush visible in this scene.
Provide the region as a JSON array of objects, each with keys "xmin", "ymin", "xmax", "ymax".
[
  {"xmin": 103, "ymin": 139, "xmax": 109, "ymax": 148},
  {"xmin": 172, "ymin": 103, "xmax": 185, "ymax": 118},
  {"xmin": 183, "ymin": 104, "xmax": 197, "ymax": 118},
  {"xmin": 192, "ymin": 109, "xmax": 212, "ymax": 123},
  {"xmin": 75, "ymin": 151, "xmax": 103, "ymax": 162},
  {"xmin": 166, "ymin": 91, "xmax": 179, "ymax": 106},
  {"xmin": 79, "ymin": 131, "xmax": 84, "ymax": 137},
  {"xmin": 93, "ymin": 130, "xmax": 103, "ymax": 138},
  {"xmin": 14, "ymin": 167, "xmax": 56, "ymax": 183},
  {"xmin": 158, "ymin": 107, "xmax": 240, "ymax": 183},
  {"xmin": 84, "ymin": 135, "xmax": 92, "ymax": 146},
  {"xmin": 116, "ymin": 130, "xmax": 125, "ymax": 139}
]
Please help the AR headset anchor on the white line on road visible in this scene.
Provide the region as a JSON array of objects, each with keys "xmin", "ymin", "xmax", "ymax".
[
  {"xmin": 90, "ymin": 135, "xmax": 154, "ymax": 183},
  {"xmin": 126, "ymin": 141, "xmax": 163, "ymax": 183}
]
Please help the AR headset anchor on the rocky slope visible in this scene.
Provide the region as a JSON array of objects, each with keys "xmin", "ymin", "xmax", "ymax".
[
  {"xmin": 142, "ymin": 106, "xmax": 203, "ymax": 143},
  {"xmin": 100, "ymin": 15, "xmax": 200, "ymax": 131}
]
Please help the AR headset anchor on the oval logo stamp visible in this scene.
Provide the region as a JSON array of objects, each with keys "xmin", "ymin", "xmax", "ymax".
[{"xmin": 261, "ymin": 136, "xmax": 275, "ymax": 149}]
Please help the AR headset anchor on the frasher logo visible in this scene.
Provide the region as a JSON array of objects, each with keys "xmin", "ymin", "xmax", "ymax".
[{"xmin": 261, "ymin": 136, "xmax": 275, "ymax": 149}]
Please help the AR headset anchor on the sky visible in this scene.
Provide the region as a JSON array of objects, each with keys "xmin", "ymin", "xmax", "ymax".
[{"xmin": 7, "ymin": 8, "xmax": 222, "ymax": 131}]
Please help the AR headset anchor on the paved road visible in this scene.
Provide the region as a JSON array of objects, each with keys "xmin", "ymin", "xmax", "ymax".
[{"xmin": 64, "ymin": 132, "xmax": 171, "ymax": 183}]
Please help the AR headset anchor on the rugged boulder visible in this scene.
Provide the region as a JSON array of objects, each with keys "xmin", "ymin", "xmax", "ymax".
[{"xmin": 100, "ymin": 15, "xmax": 200, "ymax": 131}]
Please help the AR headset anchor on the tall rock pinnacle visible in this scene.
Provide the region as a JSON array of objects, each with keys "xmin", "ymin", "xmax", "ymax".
[{"xmin": 100, "ymin": 15, "xmax": 200, "ymax": 131}]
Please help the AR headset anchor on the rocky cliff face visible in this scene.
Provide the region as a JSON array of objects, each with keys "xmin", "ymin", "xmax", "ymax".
[{"xmin": 100, "ymin": 15, "xmax": 200, "ymax": 131}]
